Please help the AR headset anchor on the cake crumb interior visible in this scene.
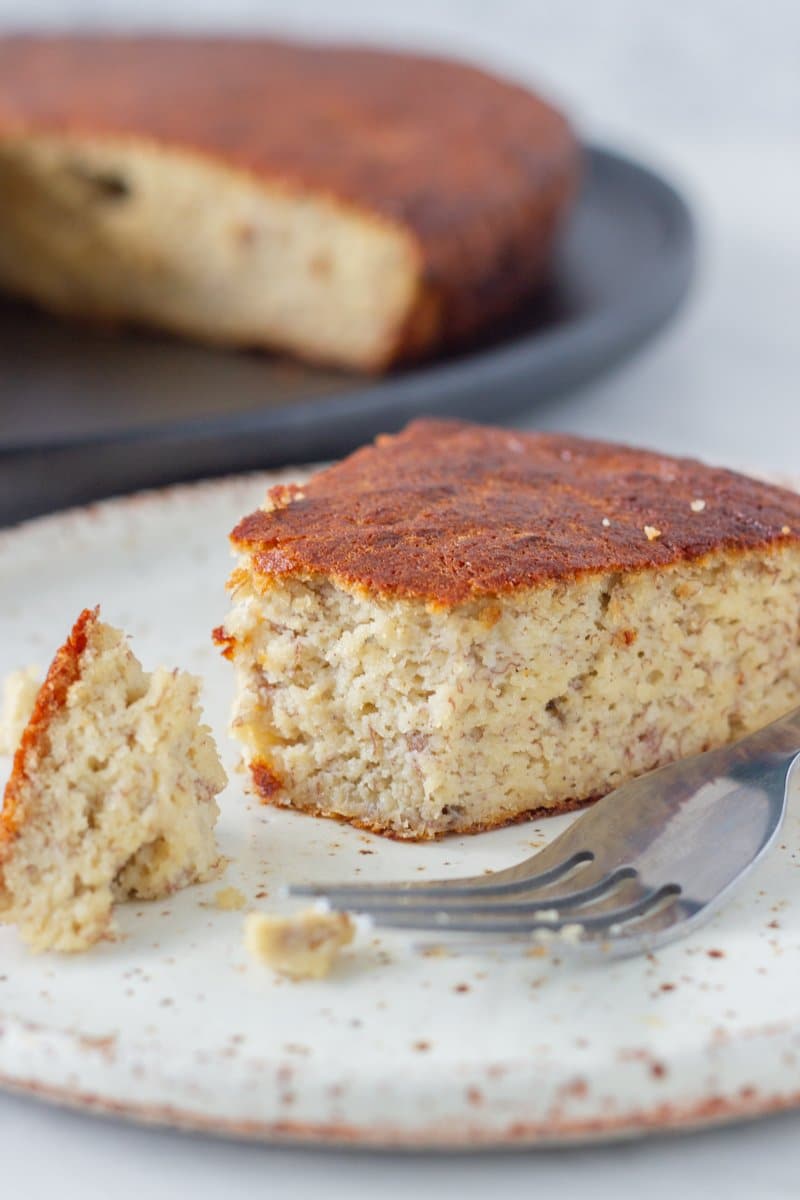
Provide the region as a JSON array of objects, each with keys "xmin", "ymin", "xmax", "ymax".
[
  {"xmin": 224, "ymin": 547, "xmax": 800, "ymax": 838},
  {"xmin": 0, "ymin": 617, "xmax": 226, "ymax": 952}
]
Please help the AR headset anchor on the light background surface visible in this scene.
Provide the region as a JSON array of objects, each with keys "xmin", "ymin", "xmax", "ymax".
[{"xmin": 1, "ymin": 2, "xmax": 799, "ymax": 1195}]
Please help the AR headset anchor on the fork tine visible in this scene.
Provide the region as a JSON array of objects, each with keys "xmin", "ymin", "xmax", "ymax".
[
  {"xmin": 358, "ymin": 884, "xmax": 682, "ymax": 936},
  {"xmin": 320, "ymin": 866, "xmax": 640, "ymax": 918},
  {"xmin": 574, "ymin": 895, "xmax": 705, "ymax": 959},
  {"xmin": 290, "ymin": 849, "xmax": 594, "ymax": 902}
]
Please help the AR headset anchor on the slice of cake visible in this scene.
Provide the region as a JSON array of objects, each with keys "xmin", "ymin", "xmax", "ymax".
[
  {"xmin": 245, "ymin": 909, "xmax": 355, "ymax": 980},
  {"xmin": 0, "ymin": 35, "xmax": 578, "ymax": 372},
  {"xmin": 215, "ymin": 419, "xmax": 800, "ymax": 840},
  {"xmin": 0, "ymin": 608, "xmax": 227, "ymax": 951}
]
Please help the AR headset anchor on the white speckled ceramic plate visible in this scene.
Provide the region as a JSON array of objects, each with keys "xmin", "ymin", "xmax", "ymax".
[{"xmin": 2, "ymin": 470, "xmax": 800, "ymax": 1149}]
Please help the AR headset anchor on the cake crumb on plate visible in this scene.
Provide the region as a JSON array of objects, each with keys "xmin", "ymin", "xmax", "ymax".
[{"xmin": 245, "ymin": 908, "xmax": 355, "ymax": 979}]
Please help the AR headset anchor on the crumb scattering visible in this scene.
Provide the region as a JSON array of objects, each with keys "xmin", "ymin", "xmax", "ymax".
[
  {"xmin": 601, "ymin": 517, "xmax": 611, "ymax": 527},
  {"xmin": 782, "ymin": 525, "xmax": 792, "ymax": 535},
  {"xmin": 644, "ymin": 525, "xmax": 662, "ymax": 541},
  {"xmin": 690, "ymin": 499, "xmax": 706, "ymax": 512},
  {"xmin": 245, "ymin": 908, "xmax": 355, "ymax": 979}
]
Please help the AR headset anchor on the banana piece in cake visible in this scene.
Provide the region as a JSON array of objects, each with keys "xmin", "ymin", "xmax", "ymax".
[
  {"xmin": 245, "ymin": 909, "xmax": 355, "ymax": 979},
  {"xmin": 0, "ymin": 666, "xmax": 40, "ymax": 756},
  {"xmin": 0, "ymin": 608, "xmax": 227, "ymax": 951},
  {"xmin": 216, "ymin": 419, "xmax": 800, "ymax": 840},
  {"xmin": 0, "ymin": 35, "xmax": 577, "ymax": 372}
]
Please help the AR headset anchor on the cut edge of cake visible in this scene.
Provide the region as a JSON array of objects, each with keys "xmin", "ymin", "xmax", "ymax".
[
  {"xmin": 0, "ymin": 131, "xmax": 426, "ymax": 373},
  {"xmin": 0, "ymin": 35, "xmax": 579, "ymax": 372}
]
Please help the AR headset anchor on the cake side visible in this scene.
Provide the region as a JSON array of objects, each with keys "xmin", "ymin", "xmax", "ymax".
[
  {"xmin": 0, "ymin": 134, "xmax": 421, "ymax": 372},
  {"xmin": 0, "ymin": 608, "xmax": 227, "ymax": 951},
  {"xmin": 219, "ymin": 544, "xmax": 800, "ymax": 838},
  {"xmin": 232, "ymin": 421, "xmax": 800, "ymax": 604},
  {"xmin": 0, "ymin": 35, "xmax": 578, "ymax": 368}
]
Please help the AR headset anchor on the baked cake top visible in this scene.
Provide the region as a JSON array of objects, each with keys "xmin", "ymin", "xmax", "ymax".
[
  {"xmin": 231, "ymin": 420, "xmax": 800, "ymax": 606},
  {"xmin": 0, "ymin": 35, "xmax": 577, "ymax": 245}
]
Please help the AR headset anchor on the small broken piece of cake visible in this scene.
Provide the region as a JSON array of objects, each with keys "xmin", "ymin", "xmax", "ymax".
[
  {"xmin": 245, "ymin": 909, "xmax": 355, "ymax": 979},
  {"xmin": 0, "ymin": 666, "xmax": 40, "ymax": 756},
  {"xmin": 0, "ymin": 608, "xmax": 227, "ymax": 951},
  {"xmin": 216, "ymin": 419, "xmax": 800, "ymax": 839}
]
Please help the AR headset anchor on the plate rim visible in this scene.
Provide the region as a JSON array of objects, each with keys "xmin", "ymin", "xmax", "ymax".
[{"xmin": 3, "ymin": 1044, "xmax": 800, "ymax": 1151}]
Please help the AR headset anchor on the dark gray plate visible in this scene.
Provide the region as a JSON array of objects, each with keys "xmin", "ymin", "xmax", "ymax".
[{"xmin": 0, "ymin": 145, "xmax": 694, "ymax": 526}]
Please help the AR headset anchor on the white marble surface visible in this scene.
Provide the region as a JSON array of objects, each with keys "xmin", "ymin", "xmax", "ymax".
[{"xmin": 1, "ymin": 2, "xmax": 800, "ymax": 1195}]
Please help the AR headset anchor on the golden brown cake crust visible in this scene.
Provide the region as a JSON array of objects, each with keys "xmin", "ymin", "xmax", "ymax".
[
  {"xmin": 0, "ymin": 34, "xmax": 579, "ymax": 361},
  {"xmin": 231, "ymin": 420, "xmax": 800, "ymax": 606},
  {"xmin": 0, "ymin": 606, "xmax": 97, "ymax": 849}
]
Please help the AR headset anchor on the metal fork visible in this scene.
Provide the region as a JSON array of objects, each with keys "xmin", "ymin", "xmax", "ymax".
[{"xmin": 290, "ymin": 707, "xmax": 800, "ymax": 959}]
